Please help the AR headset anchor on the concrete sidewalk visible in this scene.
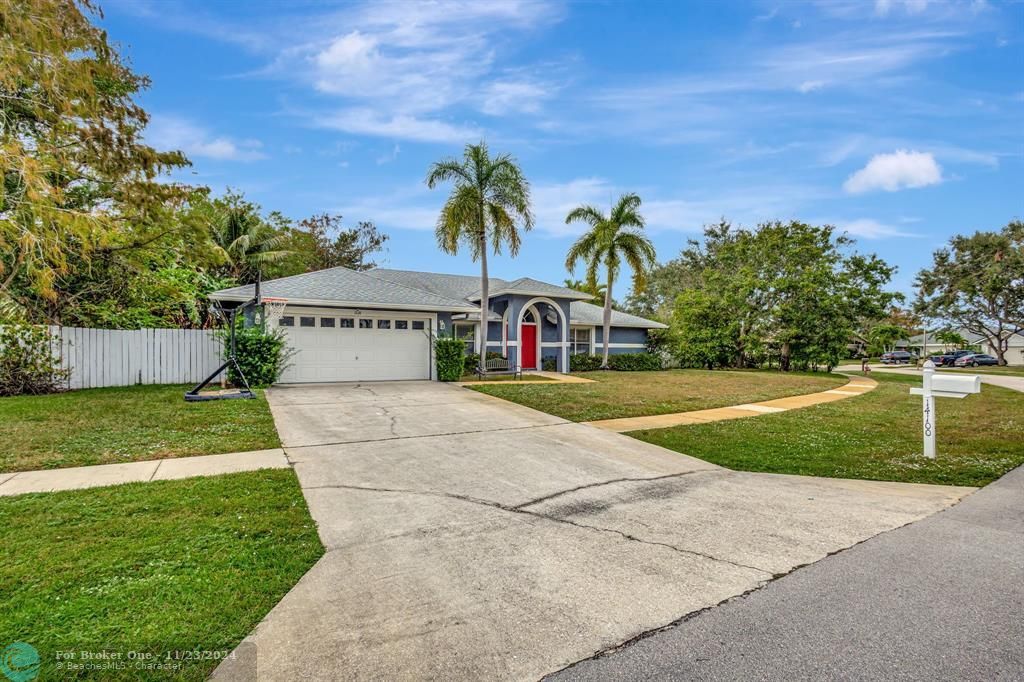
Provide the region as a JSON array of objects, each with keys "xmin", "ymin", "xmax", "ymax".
[
  {"xmin": 0, "ymin": 449, "xmax": 289, "ymax": 496},
  {"xmin": 585, "ymin": 375, "xmax": 877, "ymax": 432}
]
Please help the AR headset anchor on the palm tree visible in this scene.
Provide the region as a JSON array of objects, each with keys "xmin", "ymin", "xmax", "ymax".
[
  {"xmin": 565, "ymin": 193, "xmax": 656, "ymax": 368},
  {"xmin": 211, "ymin": 202, "xmax": 291, "ymax": 284},
  {"xmin": 426, "ymin": 142, "xmax": 533, "ymax": 356},
  {"xmin": 563, "ymin": 278, "xmax": 606, "ymax": 306}
]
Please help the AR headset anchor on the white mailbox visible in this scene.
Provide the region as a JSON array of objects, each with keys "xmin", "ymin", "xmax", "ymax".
[
  {"xmin": 911, "ymin": 373, "xmax": 982, "ymax": 399},
  {"xmin": 909, "ymin": 360, "xmax": 982, "ymax": 458}
]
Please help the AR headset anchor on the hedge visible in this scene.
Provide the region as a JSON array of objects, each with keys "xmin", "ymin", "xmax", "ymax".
[
  {"xmin": 569, "ymin": 354, "xmax": 603, "ymax": 372},
  {"xmin": 222, "ymin": 324, "xmax": 290, "ymax": 387},
  {"xmin": 464, "ymin": 351, "xmax": 503, "ymax": 374},
  {"xmin": 435, "ymin": 336, "xmax": 465, "ymax": 381},
  {"xmin": 607, "ymin": 352, "xmax": 662, "ymax": 371}
]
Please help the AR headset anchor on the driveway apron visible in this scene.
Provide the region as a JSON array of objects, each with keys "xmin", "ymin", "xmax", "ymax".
[{"xmin": 215, "ymin": 381, "xmax": 974, "ymax": 681}]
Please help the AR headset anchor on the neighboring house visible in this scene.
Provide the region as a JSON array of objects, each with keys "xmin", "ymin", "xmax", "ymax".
[
  {"xmin": 908, "ymin": 330, "xmax": 1024, "ymax": 365},
  {"xmin": 209, "ymin": 267, "xmax": 667, "ymax": 382}
]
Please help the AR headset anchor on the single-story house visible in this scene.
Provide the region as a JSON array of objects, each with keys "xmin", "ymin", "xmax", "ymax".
[
  {"xmin": 908, "ymin": 329, "xmax": 1024, "ymax": 365},
  {"xmin": 210, "ymin": 267, "xmax": 667, "ymax": 382}
]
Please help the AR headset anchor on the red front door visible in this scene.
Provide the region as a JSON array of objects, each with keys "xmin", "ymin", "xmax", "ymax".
[{"xmin": 520, "ymin": 324, "xmax": 537, "ymax": 369}]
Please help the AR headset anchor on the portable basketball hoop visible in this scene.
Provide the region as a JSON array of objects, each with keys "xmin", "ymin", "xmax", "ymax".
[
  {"xmin": 184, "ymin": 299, "xmax": 256, "ymax": 402},
  {"xmin": 261, "ymin": 296, "xmax": 289, "ymax": 329}
]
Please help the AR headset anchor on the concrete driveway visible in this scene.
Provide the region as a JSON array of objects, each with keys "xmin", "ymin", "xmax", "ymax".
[{"xmin": 217, "ymin": 381, "xmax": 974, "ymax": 681}]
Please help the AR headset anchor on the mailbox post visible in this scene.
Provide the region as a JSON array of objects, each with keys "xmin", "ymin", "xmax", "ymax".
[{"xmin": 910, "ymin": 360, "xmax": 982, "ymax": 459}]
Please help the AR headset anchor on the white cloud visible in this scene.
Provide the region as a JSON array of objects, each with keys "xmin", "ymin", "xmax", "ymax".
[
  {"xmin": 481, "ymin": 80, "xmax": 551, "ymax": 115},
  {"xmin": 531, "ymin": 177, "xmax": 822, "ymax": 237},
  {"xmin": 797, "ymin": 80, "xmax": 825, "ymax": 93},
  {"xmin": 843, "ymin": 149, "xmax": 943, "ymax": 193},
  {"xmin": 314, "ymin": 108, "xmax": 480, "ymax": 143},
  {"xmin": 267, "ymin": 0, "xmax": 562, "ymax": 141},
  {"xmin": 144, "ymin": 115, "xmax": 266, "ymax": 161},
  {"xmin": 834, "ymin": 218, "xmax": 918, "ymax": 238},
  {"xmin": 875, "ymin": 0, "xmax": 931, "ymax": 16}
]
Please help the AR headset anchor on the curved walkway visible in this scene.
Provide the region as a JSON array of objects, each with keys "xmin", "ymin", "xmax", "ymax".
[{"xmin": 584, "ymin": 374, "xmax": 877, "ymax": 433}]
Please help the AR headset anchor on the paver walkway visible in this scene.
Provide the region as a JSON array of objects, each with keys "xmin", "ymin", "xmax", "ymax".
[
  {"xmin": 585, "ymin": 374, "xmax": 877, "ymax": 432},
  {"xmin": 0, "ymin": 449, "xmax": 289, "ymax": 496}
]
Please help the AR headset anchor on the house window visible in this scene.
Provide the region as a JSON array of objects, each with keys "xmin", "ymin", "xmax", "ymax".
[
  {"xmin": 411, "ymin": 320, "xmax": 425, "ymax": 330},
  {"xmin": 299, "ymin": 316, "xmax": 316, "ymax": 328},
  {"xmin": 377, "ymin": 319, "xmax": 391, "ymax": 329},
  {"xmin": 339, "ymin": 318, "xmax": 354, "ymax": 328},
  {"xmin": 279, "ymin": 316, "xmax": 295, "ymax": 327},
  {"xmin": 358, "ymin": 318, "xmax": 372, "ymax": 329},
  {"xmin": 320, "ymin": 317, "xmax": 335, "ymax": 328},
  {"xmin": 395, "ymin": 320, "xmax": 408, "ymax": 330},
  {"xmin": 570, "ymin": 327, "xmax": 592, "ymax": 355},
  {"xmin": 454, "ymin": 322, "xmax": 476, "ymax": 353}
]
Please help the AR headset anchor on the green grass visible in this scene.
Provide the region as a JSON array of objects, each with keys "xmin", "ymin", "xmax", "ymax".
[
  {"xmin": 632, "ymin": 373, "xmax": 1024, "ymax": 487},
  {"xmin": 469, "ymin": 369, "xmax": 846, "ymax": 422},
  {"xmin": 944, "ymin": 365, "xmax": 1024, "ymax": 377},
  {"xmin": 0, "ymin": 384, "xmax": 281, "ymax": 473},
  {"xmin": 0, "ymin": 470, "xmax": 323, "ymax": 681}
]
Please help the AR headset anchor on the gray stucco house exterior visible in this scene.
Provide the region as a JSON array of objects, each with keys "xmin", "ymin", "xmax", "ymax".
[{"xmin": 210, "ymin": 266, "xmax": 666, "ymax": 382}]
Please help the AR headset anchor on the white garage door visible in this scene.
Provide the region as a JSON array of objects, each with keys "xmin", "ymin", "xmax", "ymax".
[{"xmin": 277, "ymin": 310, "xmax": 432, "ymax": 383}]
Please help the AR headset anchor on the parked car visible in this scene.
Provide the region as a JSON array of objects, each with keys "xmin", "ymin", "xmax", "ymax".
[
  {"xmin": 880, "ymin": 351, "xmax": 916, "ymax": 364},
  {"xmin": 953, "ymin": 353, "xmax": 998, "ymax": 367},
  {"xmin": 936, "ymin": 350, "xmax": 974, "ymax": 366}
]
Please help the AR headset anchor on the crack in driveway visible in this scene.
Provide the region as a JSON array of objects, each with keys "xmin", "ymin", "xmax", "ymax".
[{"xmin": 301, "ymin": 480, "xmax": 774, "ymax": 577}]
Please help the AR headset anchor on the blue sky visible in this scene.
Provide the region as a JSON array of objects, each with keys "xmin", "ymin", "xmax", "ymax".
[{"xmin": 102, "ymin": 0, "xmax": 1022, "ymax": 297}]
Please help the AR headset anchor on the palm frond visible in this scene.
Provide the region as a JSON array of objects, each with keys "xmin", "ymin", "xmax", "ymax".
[{"xmin": 565, "ymin": 205, "xmax": 605, "ymax": 228}]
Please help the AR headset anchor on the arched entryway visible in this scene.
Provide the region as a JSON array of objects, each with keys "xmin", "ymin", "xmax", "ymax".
[{"xmin": 514, "ymin": 297, "xmax": 568, "ymax": 372}]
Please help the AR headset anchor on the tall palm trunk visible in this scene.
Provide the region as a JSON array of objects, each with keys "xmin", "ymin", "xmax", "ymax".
[
  {"xmin": 478, "ymin": 232, "xmax": 488, "ymax": 358},
  {"xmin": 602, "ymin": 276, "xmax": 613, "ymax": 368}
]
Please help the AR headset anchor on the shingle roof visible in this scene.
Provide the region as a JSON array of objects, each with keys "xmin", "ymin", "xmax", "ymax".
[
  {"xmin": 468, "ymin": 277, "xmax": 593, "ymax": 301},
  {"xmin": 209, "ymin": 266, "xmax": 667, "ymax": 328},
  {"xmin": 570, "ymin": 301, "xmax": 668, "ymax": 329},
  {"xmin": 209, "ymin": 267, "xmax": 476, "ymax": 311}
]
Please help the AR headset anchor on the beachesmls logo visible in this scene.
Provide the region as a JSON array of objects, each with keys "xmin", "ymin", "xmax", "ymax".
[{"xmin": 0, "ymin": 643, "xmax": 39, "ymax": 682}]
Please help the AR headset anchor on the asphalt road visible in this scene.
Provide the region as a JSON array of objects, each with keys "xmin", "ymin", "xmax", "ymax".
[{"xmin": 550, "ymin": 463, "xmax": 1024, "ymax": 682}]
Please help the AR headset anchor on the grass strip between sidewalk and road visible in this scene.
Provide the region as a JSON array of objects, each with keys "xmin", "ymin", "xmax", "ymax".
[
  {"xmin": 0, "ymin": 469, "xmax": 323, "ymax": 681},
  {"xmin": 0, "ymin": 384, "xmax": 281, "ymax": 473},
  {"xmin": 631, "ymin": 372, "xmax": 1024, "ymax": 487},
  {"xmin": 469, "ymin": 369, "xmax": 846, "ymax": 422}
]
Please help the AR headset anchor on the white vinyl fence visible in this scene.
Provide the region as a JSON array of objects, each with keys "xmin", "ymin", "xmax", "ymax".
[{"xmin": 49, "ymin": 327, "xmax": 224, "ymax": 390}]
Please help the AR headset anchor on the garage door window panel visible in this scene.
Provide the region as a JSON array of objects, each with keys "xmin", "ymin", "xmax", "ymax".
[
  {"xmin": 320, "ymin": 318, "xmax": 335, "ymax": 328},
  {"xmin": 377, "ymin": 319, "xmax": 391, "ymax": 329},
  {"xmin": 300, "ymin": 316, "xmax": 316, "ymax": 328},
  {"xmin": 395, "ymin": 320, "xmax": 408, "ymax": 330},
  {"xmin": 340, "ymin": 318, "xmax": 354, "ymax": 328},
  {"xmin": 359, "ymin": 319, "xmax": 372, "ymax": 329},
  {"xmin": 279, "ymin": 316, "xmax": 295, "ymax": 327}
]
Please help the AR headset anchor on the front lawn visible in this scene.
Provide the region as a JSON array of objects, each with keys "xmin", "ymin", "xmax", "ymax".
[
  {"xmin": 470, "ymin": 369, "xmax": 846, "ymax": 422},
  {"xmin": 0, "ymin": 384, "xmax": 280, "ymax": 472},
  {"xmin": 0, "ymin": 469, "xmax": 323, "ymax": 681},
  {"xmin": 632, "ymin": 373, "xmax": 1024, "ymax": 487}
]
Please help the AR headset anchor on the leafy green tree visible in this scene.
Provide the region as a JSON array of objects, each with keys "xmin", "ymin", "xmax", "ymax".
[
  {"xmin": 667, "ymin": 221, "xmax": 898, "ymax": 371},
  {"xmin": 915, "ymin": 221, "xmax": 1023, "ymax": 365},
  {"xmin": 935, "ymin": 328, "xmax": 968, "ymax": 351},
  {"xmin": 296, "ymin": 213, "xmax": 388, "ymax": 272},
  {"xmin": 426, "ymin": 142, "xmax": 533, "ymax": 355},
  {"xmin": 868, "ymin": 323, "xmax": 906, "ymax": 355},
  {"xmin": 1, "ymin": 0, "xmax": 193, "ymax": 316},
  {"xmin": 565, "ymin": 193, "xmax": 657, "ymax": 368}
]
